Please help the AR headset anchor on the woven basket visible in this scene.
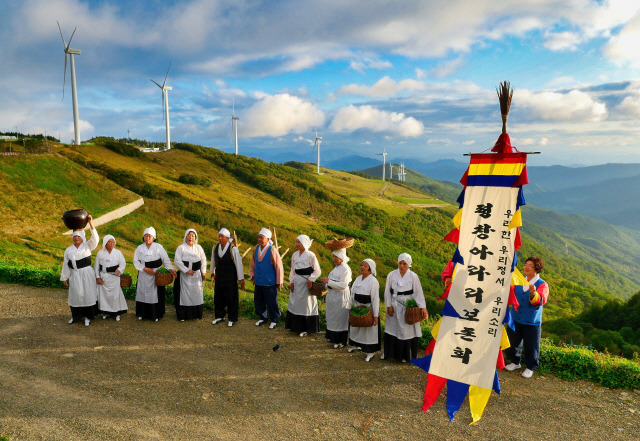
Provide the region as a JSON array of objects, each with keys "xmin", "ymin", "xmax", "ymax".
[
  {"xmin": 120, "ymin": 275, "xmax": 132, "ymax": 288},
  {"xmin": 405, "ymin": 307, "xmax": 427, "ymax": 325},
  {"xmin": 325, "ymin": 237, "xmax": 354, "ymax": 250},
  {"xmin": 309, "ymin": 281, "xmax": 328, "ymax": 297},
  {"xmin": 349, "ymin": 308, "xmax": 374, "ymax": 327},
  {"xmin": 155, "ymin": 272, "xmax": 173, "ymax": 287}
]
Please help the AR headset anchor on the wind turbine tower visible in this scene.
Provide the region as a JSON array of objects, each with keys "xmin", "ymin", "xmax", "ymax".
[
  {"xmin": 377, "ymin": 148, "xmax": 388, "ymax": 181},
  {"xmin": 389, "ymin": 163, "xmax": 394, "ymax": 180},
  {"xmin": 232, "ymin": 104, "xmax": 239, "ymax": 156},
  {"xmin": 57, "ymin": 22, "xmax": 82, "ymax": 145},
  {"xmin": 399, "ymin": 162, "xmax": 406, "ymax": 182},
  {"xmin": 151, "ymin": 63, "xmax": 172, "ymax": 150},
  {"xmin": 313, "ymin": 129, "xmax": 322, "ymax": 174}
]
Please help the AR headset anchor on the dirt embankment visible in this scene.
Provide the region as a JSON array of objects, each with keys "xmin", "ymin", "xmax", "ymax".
[{"xmin": 0, "ymin": 283, "xmax": 638, "ymax": 440}]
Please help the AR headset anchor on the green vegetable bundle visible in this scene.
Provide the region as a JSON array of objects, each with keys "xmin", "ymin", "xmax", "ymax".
[
  {"xmin": 406, "ymin": 299, "xmax": 418, "ymax": 308},
  {"xmin": 350, "ymin": 306, "xmax": 369, "ymax": 317}
]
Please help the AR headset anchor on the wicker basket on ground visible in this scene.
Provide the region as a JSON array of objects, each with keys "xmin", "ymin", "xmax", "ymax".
[
  {"xmin": 120, "ymin": 275, "xmax": 132, "ymax": 288},
  {"xmin": 405, "ymin": 307, "xmax": 428, "ymax": 325},
  {"xmin": 325, "ymin": 237, "xmax": 354, "ymax": 250},
  {"xmin": 155, "ymin": 272, "xmax": 173, "ymax": 287},
  {"xmin": 309, "ymin": 281, "xmax": 328, "ymax": 297},
  {"xmin": 349, "ymin": 307, "xmax": 374, "ymax": 327}
]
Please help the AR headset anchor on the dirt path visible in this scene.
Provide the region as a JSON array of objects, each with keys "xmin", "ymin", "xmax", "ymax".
[
  {"xmin": 63, "ymin": 198, "xmax": 145, "ymax": 235},
  {"xmin": 0, "ymin": 283, "xmax": 638, "ymax": 440}
]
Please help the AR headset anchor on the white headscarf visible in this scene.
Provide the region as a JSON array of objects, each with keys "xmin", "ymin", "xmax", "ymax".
[
  {"xmin": 297, "ymin": 234, "xmax": 313, "ymax": 251},
  {"xmin": 258, "ymin": 227, "xmax": 273, "ymax": 245},
  {"xmin": 102, "ymin": 234, "xmax": 116, "ymax": 248},
  {"xmin": 398, "ymin": 253, "xmax": 412, "ymax": 267},
  {"xmin": 219, "ymin": 228, "xmax": 231, "ymax": 238},
  {"xmin": 143, "ymin": 227, "xmax": 157, "ymax": 240},
  {"xmin": 332, "ymin": 248, "xmax": 349, "ymax": 263},
  {"xmin": 72, "ymin": 230, "xmax": 86, "ymax": 242},
  {"xmin": 362, "ymin": 258, "xmax": 377, "ymax": 276},
  {"xmin": 183, "ymin": 228, "xmax": 198, "ymax": 246}
]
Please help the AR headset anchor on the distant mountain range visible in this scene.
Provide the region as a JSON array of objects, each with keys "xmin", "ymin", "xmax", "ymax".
[{"xmin": 358, "ymin": 159, "xmax": 640, "ymax": 231}]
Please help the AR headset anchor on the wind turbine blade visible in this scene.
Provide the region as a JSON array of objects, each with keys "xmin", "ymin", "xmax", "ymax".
[
  {"xmin": 66, "ymin": 27, "xmax": 77, "ymax": 51},
  {"xmin": 150, "ymin": 79, "xmax": 162, "ymax": 88},
  {"xmin": 57, "ymin": 21, "xmax": 66, "ymax": 47},
  {"xmin": 163, "ymin": 62, "xmax": 171, "ymax": 87}
]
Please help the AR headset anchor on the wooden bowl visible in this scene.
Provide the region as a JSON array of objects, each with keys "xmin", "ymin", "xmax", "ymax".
[{"xmin": 325, "ymin": 238, "xmax": 354, "ymax": 250}]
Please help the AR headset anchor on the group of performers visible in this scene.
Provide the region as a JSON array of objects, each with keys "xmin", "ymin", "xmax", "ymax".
[{"xmin": 60, "ymin": 219, "xmax": 427, "ymax": 362}]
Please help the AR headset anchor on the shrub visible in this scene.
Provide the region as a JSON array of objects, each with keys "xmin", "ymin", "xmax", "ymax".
[{"xmin": 538, "ymin": 339, "xmax": 640, "ymax": 389}]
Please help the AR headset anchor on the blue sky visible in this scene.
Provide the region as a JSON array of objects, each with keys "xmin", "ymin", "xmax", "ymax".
[{"xmin": 3, "ymin": 0, "xmax": 640, "ymax": 166}]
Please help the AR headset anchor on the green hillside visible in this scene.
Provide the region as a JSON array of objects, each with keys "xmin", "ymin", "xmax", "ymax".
[{"xmin": 2, "ymin": 139, "xmax": 639, "ymax": 331}]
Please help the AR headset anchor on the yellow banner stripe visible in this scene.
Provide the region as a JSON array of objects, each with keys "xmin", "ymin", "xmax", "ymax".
[
  {"xmin": 452, "ymin": 209, "xmax": 462, "ymax": 229},
  {"xmin": 510, "ymin": 268, "xmax": 527, "ymax": 286},
  {"xmin": 469, "ymin": 386, "xmax": 492, "ymax": 423},
  {"xmin": 468, "ymin": 163, "xmax": 525, "ymax": 176},
  {"xmin": 431, "ymin": 317, "xmax": 442, "ymax": 339},
  {"xmin": 501, "ymin": 326, "xmax": 510, "ymax": 350},
  {"xmin": 508, "ymin": 208, "xmax": 522, "ymax": 229}
]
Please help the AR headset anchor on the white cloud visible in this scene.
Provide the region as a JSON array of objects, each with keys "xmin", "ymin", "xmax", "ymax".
[
  {"xmin": 517, "ymin": 89, "xmax": 607, "ymax": 122},
  {"xmin": 604, "ymin": 9, "xmax": 640, "ymax": 67},
  {"xmin": 616, "ymin": 94, "xmax": 640, "ymax": 117},
  {"xmin": 338, "ymin": 76, "xmax": 427, "ymax": 97},
  {"xmin": 241, "ymin": 94, "xmax": 325, "ymax": 137},
  {"xmin": 330, "ymin": 105, "xmax": 424, "ymax": 137},
  {"xmin": 349, "ymin": 57, "xmax": 393, "ymax": 73},
  {"xmin": 543, "ymin": 31, "xmax": 582, "ymax": 51},
  {"xmin": 430, "ymin": 57, "xmax": 466, "ymax": 78}
]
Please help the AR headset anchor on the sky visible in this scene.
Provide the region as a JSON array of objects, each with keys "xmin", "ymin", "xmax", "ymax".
[{"xmin": 4, "ymin": 0, "xmax": 640, "ymax": 166}]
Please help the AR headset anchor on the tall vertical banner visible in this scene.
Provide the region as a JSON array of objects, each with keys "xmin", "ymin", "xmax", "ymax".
[{"xmin": 412, "ymin": 151, "xmax": 529, "ymax": 423}]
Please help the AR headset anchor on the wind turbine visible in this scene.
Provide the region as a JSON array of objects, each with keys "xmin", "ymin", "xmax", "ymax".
[
  {"xmin": 377, "ymin": 148, "xmax": 388, "ymax": 181},
  {"xmin": 312, "ymin": 129, "xmax": 322, "ymax": 174},
  {"xmin": 232, "ymin": 102, "xmax": 239, "ymax": 155},
  {"xmin": 150, "ymin": 63, "xmax": 172, "ymax": 150},
  {"xmin": 389, "ymin": 163, "xmax": 394, "ymax": 180},
  {"xmin": 57, "ymin": 21, "xmax": 82, "ymax": 146}
]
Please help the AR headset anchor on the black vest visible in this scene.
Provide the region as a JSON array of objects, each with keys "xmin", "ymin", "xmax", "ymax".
[{"xmin": 214, "ymin": 244, "xmax": 237, "ymax": 284}]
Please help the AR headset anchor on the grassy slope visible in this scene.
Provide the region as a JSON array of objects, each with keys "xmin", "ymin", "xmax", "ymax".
[{"xmin": 0, "ymin": 152, "xmax": 139, "ymax": 267}]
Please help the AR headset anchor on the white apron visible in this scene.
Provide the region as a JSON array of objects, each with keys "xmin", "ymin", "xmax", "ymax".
[
  {"xmin": 175, "ymin": 243, "xmax": 206, "ymax": 306},
  {"xmin": 349, "ymin": 274, "xmax": 380, "ymax": 345},
  {"xmin": 325, "ymin": 262, "xmax": 352, "ymax": 332},
  {"xmin": 288, "ymin": 250, "xmax": 321, "ymax": 316},
  {"xmin": 60, "ymin": 228, "xmax": 99, "ymax": 307},
  {"xmin": 383, "ymin": 269, "xmax": 426, "ymax": 340},
  {"xmin": 133, "ymin": 242, "xmax": 174, "ymax": 303},
  {"xmin": 95, "ymin": 248, "xmax": 128, "ymax": 312}
]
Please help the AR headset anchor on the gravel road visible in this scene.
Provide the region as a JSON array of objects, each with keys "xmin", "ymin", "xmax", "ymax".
[{"xmin": 0, "ymin": 283, "xmax": 638, "ymax": 440}]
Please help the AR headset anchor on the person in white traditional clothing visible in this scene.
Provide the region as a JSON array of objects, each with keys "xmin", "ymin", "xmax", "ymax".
[
  {"xmin": 133, "ymin": 227, "xmax": 176, "ymax": 322},
  {"xmin": 210, "ymin": 228, "xmax": 245, "ymax": 327},
  {"xmin": 174, "ymin": 228, "xmax": 207, "ymax": 321},
  {"xmin": 319, "ymin": 248, "xmax": 352, "ymax": 348},
  {"xmin": 249, "ymin": 228, "xmax": 284, "ymax": 329},
  {"xmin": 382, "ymin": 253, "xmax": 427, "ymax": 362},
  {"xmin": 348, "ymin": 259, "xmax": 381, "ymax": 361},
  {"xmin": 286, "ymin": 235, "xmax": 322, "ymax": 337},
  {"xmin": 94, "ymin": 234, "xmax": 128, "ymax": 321},
  {"xmin": 60, "ymin": 215, "xmax": 99, "ymax": 327}
]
